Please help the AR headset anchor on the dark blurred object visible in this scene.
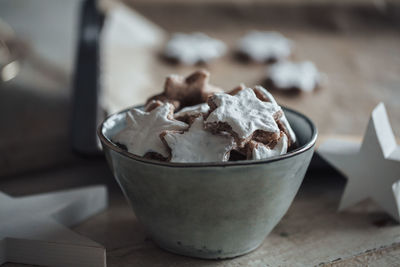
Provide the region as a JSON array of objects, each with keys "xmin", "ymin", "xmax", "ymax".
[{"xmin": 71, "ymin": 0, "xmax": 104, "ymax": 154}]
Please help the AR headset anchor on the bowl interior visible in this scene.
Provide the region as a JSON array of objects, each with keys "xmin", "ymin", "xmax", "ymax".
[{"xmin": 99, "ymin": 106, "xmax": 317, "ymax": 166}]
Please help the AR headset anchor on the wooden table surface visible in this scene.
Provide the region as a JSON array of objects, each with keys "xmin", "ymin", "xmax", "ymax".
[
  {"xmin": 1, "ymin": 157, "xmax": 400, "ymax": 266},
  {"xmin": 1, "ymin": 2, "xmax": 400, "ymax": 266}
]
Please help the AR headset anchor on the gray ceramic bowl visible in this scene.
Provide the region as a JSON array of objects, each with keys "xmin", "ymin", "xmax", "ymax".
[{"xmin": 98, "ymin": 107, "xmax": 317, "ymax": 259}]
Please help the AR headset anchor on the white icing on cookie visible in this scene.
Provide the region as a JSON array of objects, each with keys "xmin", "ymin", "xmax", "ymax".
[
  {"xmin": 206, "ymin": 88, "xmax": 281, "ymax": 141},
  {"xmin": 253, "ymin": 86, "xmax": 296, "ymax": 144},
  {"xmin": 174, "ymin": 103, "xmax": 210, "ymax": 118},
  {"xmin": 267, "ymin": 61, "xmax": 320, "ymax": 92},
  {"xmin": 237, "ymin": 31, "xmax": 292, "ymax": 63},
  {"xmin": 279, "ymin": 115, "xmax": 297, "ymax": 144},
  {"xmin": 113, "ymin": 103, "xmax": 188, "ymax": 157},
  {"xmin": 251, "ymin": 134, "xmax": 288, "ymax": 160},
  {"xmin": 253, "ymin": 85, "xmax": 278, "ymax": 104},
  {"xmin": 145, "ymin": 99, "xmax": 163, "ymax": 112},
  {"xmin": 163, "ymin": 117, "xmax": 235, "ymax": 163},
  {"xmin": 164, "ymin": 32, "xmax": 227, "ymax": 65}
]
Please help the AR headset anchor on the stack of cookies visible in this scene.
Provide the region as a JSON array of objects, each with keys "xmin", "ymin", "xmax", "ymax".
[{"xmin": 113, "ymin": 70, "xmax": 297, "ymax": 163}]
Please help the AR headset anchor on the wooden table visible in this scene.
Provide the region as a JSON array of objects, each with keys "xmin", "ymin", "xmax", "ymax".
[
  {"xmin": 1, "ymin": 156, "xmax": 400, "ymax": 266},
  {"xmin": 1, "ymin": 2, "xmax": 400, "ymax": 266}
]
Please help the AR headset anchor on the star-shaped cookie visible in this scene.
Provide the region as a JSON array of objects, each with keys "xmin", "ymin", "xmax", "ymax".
[
  {"xmin": 226, "ymin": 85, "xmax": 296, "ymax": 146},
  {"xmin": 174, "ymin": 103, "xmax": 210, "ymax": 124},
  {"xmin": 113, "ymin": 103, "xmax": 188, "ymax": 158},
  {"xmin": 247, "ymin": 133, "xmax": 288, "ymax": 160},
  {"xmin": 147, "ymin": 70, "xmax": 222, "ymax": 110},
  {"xmin": 253, "ymin": 86, "xmax": 297, "ymax": 146},
  {"xmin": 266, "ymin": 61, "xmax": 320, "ymax": 92},
  {"xmin": 205, "ymin": 87, "xmax": 282, "ymax": 146},
  {"xmin": 164, "ymin": 32, "xmax": 227, "ymax": 65},
  {"xmin": 161, "ymin": 117, "xmax": 236, "ymax": 163},
  {"xmin": 236, "ymin": 31, "xmax": 293, "ymax": 63}
]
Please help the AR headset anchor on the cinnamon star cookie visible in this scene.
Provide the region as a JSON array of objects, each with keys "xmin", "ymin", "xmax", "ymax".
[
  {"xmin": 147, "ymin": 70, "xmax": 222, "ymax": 110},
  {"xmin": 164, "ymin": 32, "xmax": 227, "ymax": 65},
  {"xmin": 252, "ymin": 86, "xmax": 296, "ymax": 146},
  {"xmin": 237, "ymin": 31, "xmax": 293, "ymax": 63},
  {"xmin": 161, "ymin": 117, "xmax": 235, "ymax": 163},
  {"xmin": 265, "ymin": 61, "xmax": 320, "ymax": 92},
  {"xmin": 174, "ymin": 103, "xmax": 210, "ymax": 124},
  {"xmin": 113, "ymin": 103, "xmax": 188, "ymax": 158},
  {"xmin": 205, "ymin": 87, "xmax": 282, "ymax": 147},
  {"xmin": 247, "ymin": 133, "xmax": 288, "ymax": 160}
]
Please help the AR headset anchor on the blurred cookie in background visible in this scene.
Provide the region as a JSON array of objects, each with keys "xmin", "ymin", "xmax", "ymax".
[
  {"xmin": 264, "ymin": 61, "xmax": 321, "ymax": 94},
  {"xmin": 163, "ymin": 32, "xmax": 227, "ymax": 65},
  {"xmin": 236, "ymin": 31, "xmax": 293, "ymax": 64}
]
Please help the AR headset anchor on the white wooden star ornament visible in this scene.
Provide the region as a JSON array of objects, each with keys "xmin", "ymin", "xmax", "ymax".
[
  {"xmin": 0, "ymin": 185, "xmax": 107, "ymax": 266},
  {"xmin": 319, "ymin": 103, "xmax": 400, "ymax": 221}
]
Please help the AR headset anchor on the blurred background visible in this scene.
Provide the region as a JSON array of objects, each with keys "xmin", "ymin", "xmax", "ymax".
[{"xmin": 0, "ymin": 0, "xmax": 399, "ymax": 177}]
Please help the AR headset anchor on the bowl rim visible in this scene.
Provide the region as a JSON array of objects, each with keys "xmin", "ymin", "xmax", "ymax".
[{"xmin": 97, "ymin": 105, "xmax": 318, "ymax": 168}]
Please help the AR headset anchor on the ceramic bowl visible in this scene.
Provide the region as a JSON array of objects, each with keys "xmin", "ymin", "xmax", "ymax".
[{"xmin": 98, "ymin": 107, "xmax": 317, "ymax": 259}]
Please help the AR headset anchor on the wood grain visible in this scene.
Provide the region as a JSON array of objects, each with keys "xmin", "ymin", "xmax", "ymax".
[{"xmin": 2, "ymin": 159, "xmax": 400, "ymax": 266}]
